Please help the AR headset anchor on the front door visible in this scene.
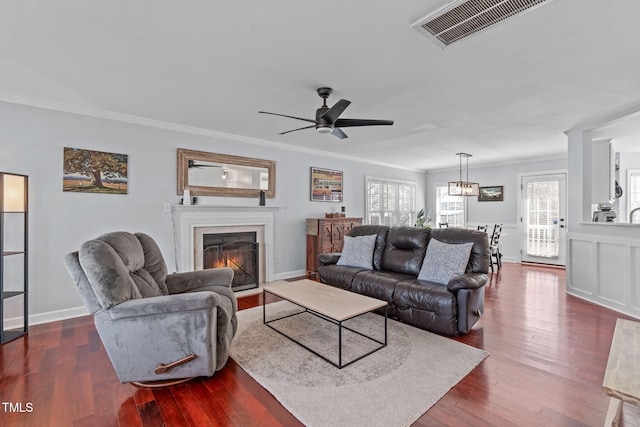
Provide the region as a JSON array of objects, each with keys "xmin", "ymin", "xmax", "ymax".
[{"xmin": 520, "ymin": 173, "xmax": 567, "ymax": 265}]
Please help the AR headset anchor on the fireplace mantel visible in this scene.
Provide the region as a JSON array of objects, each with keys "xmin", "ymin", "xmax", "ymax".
[
  {"xmin": 171, "ymin": 205, "xmax": 283, "ymax": 214},
  {"xmin": 171, "ymin": 204, "xmax": 280, "ymax": 281}
]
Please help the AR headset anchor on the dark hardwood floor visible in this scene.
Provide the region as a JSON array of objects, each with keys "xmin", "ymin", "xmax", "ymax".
[{"xmin": 2, "ymin": 263, "xmax": 639, "ymax": 426}]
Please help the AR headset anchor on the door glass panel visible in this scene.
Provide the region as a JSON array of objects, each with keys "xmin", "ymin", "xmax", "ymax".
[{"xmin": 526, "ymin": 180, "xmax": 559, "ymax": 258}]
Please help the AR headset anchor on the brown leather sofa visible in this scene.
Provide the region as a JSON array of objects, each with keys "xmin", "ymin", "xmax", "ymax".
[{"xmin": 318, "ymin": 225, "xmax": 490, "ymax": 336}]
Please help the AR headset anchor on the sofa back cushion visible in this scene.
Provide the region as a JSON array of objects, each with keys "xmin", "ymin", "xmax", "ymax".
[
  {"xmin": 78, "ymin": 232, "xmax": 169, "ymax": 309},
  {"xmin": 63, "ymin": 251, "xmax": 103, "ymax": 314},
  {"xmin": 350, "ymin": 225, "xmax": 389, "ymax": 270},
  {"xmin": 380, "ymin": 227, "xmax": 430, "ymax": 276},
  {"xmin": 430, "ymin": 228, "xmax": 490, "ymax": 274}
]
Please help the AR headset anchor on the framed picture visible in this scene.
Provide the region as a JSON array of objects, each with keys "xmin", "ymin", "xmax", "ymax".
[
  {"xmin": 310, "ymin": 167, "xmax": 343, "ymax": 202},
  {"xmin": 63, "ymin": 147, "xmax": 128, "ymax": 194},
  {"xmin": 478, "ymin": 186, "xmax": 503, "ymax": 202}
]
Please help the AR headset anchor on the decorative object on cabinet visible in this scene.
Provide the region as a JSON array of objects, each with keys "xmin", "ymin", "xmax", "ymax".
[
  {"xmin": 177, "ymin": 148, "xmax": 276, "ymax": 199},
  {"xmin": 478, "ymin": 186, "xmax": 504, "ymax": 202},
  {"xmin": 306, "ymin": 217, "xmax": 362, "ymax": 278},
  {"xmin": 1, "ymin": 172, "xmax": 28, "ymax": 344},
  {"xmin": 63, "ymin": 147, "xmax": 128, "ymax": 194},
  {"xmin": 310, "ymin": 167, "xmax": 343, "ymax": 202}
]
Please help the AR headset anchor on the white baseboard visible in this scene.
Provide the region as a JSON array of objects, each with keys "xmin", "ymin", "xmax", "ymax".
[
  {"xmin": 273, "ymin": 269, "xmax": 306, "ymax": 281},
  {"xmin": 30, "ymin": 306, "xmax": 90, "ymax": 326},
  {"xmin": 17, "ymin": 271, "xmax": 306, "ymax": 327},
  {"xmin": 3, "ymin": 306, "xmax": 90, "ymax": 329}
]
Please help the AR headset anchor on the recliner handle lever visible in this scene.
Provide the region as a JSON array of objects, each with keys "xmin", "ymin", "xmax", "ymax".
[{"xmin": 154, "ymin": 354, "xmax": 198, "ymax": 374}]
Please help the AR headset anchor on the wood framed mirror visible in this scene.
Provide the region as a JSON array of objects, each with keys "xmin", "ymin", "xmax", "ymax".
[{"xmin": 177, "ymin": 148, "xmax": 276, "ymax": 198}]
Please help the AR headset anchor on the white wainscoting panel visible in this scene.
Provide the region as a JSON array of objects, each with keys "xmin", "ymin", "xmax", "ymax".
[
  {"xmin": 568, "ymin": 233, "xmax": 640, "ymax": 319},
  {"xmin": 569, "ymin": 238, "xmax": 596, "ymax": 295},
  {"xmin": 634, "ymin": 247, "xmax": 640, "ymax": 309}
]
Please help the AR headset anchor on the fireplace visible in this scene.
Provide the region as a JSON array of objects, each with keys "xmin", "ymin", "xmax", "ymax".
[
  {"xmin": 202, "ymin": 232, "xmax": 259, "ymax": 292},
  {"xmin": 171, "ymin": 205, "xmax": 280, "ymax": 284}
]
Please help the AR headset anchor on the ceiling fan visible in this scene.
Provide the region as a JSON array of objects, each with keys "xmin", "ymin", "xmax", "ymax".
[
  {"xmin": 259, "ymin": 87, "xmax": 394, "ymax": 140},
  {"xmin": 188, "ymin": 160, "xmax": 221, "ymax": 169}
]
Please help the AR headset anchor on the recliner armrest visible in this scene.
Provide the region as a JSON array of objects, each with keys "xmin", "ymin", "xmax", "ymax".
[
  {"xmin": 166, "ymin": 267, "xmax": 234, "ymax": 294},
  {"xmin": 106, "ymin": 291, "xmax": 220, "ymax": 320},
  {"xmin": 318, "ymin": 252, "xmax": 341, "ymax": 266},
  {"xmin": 447, "ymin": 273, "xmax": 488, "ymax": 292}
]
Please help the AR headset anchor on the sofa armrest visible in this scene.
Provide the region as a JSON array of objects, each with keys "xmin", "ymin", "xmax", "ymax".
[
  {"xmin": 166, "ymin": 267, "xmax": 234, "ymax": 294},
  {"xmin": 447, "ymin": 273, "xmax": 488, "ymax": 292},
  {"xmin": 107, "ymin": 291, "xmax": 220, "ymax": 320},
  {"xmin": 318, "ymin": 252, "xmax": 341, "ymax": 266}
]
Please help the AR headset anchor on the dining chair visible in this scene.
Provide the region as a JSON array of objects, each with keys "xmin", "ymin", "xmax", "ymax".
[
  {"xmin": 489, "ymin": 224, "xmax": 503, "ymax": 273},
  {"xmin": 477, "ymin": 225, "xmax": 488, "ymax": 233},
  {"xmin": 438, "ymin": 222, "xmax": 449, "ymax": 228}
]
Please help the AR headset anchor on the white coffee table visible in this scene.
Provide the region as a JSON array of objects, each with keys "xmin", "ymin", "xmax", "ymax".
[{"xmin": 263, "ymin": 279, "xmax": 388, "ymax": 368}]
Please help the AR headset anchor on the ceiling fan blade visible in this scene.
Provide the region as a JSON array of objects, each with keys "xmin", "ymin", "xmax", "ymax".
[
  {"xmin": 188, "ymin": 160, "xmax": 221, "ymax": 168},
  {"xmin": 321, "ymin": 99, "xmax": 351, "ymax": 124},
  {"xmin": 332, "ymin": 127, "xmax": 348, "ymax": 139},
  {"xmin": 279, "ymin": 124, "xmax": 316, "ymax": 135},
  {"xmin": 259, "ymin": 111, "xmax": 317, "ymax": 124},
  {"xmin": 334, "ymin": 118, "xmax": 394, "ymax": 128}
]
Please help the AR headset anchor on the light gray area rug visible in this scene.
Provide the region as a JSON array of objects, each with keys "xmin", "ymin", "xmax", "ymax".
[{"xmin": 230, "ymin": 301, "xmax": 489, "ymax": 427}]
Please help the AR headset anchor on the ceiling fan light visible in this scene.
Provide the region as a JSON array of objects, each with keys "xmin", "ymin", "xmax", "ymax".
[{"xmin": 316, "ymin": 126, "xmax": 333, "ymax": 134}]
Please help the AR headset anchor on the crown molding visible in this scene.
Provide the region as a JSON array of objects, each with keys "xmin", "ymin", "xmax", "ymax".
[
  {"xmin": 0, "ymin": 94, "xmax": 423, "ymax": 173},
  {"xmin": 425, "ymin": 153, "xmax": 568, "ymax": 174}
]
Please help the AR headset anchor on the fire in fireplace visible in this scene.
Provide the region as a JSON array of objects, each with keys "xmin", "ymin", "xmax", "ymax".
[{"xmin": 202, "ymin": 232, "xmax": 259, "ymax": 292}]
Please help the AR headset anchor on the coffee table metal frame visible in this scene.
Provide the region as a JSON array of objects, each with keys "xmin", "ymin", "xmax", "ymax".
[{"xmin": 263, "ymin": 288, "xmax": 387, "ymax": 369}]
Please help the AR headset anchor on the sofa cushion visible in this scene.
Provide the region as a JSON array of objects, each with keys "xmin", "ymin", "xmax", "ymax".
[
  {"xmin": 135, "ymin": 232, "xmax": 169, "ymax": 295},
  {"xmin": 79, "ymin": 239, "xmax": 144, "ymax": 309},
  {"xmin": 394, "ymin": 279, "xmax": 458, "ymax": 336},
  {"xmin": 79, "ymin": 232, "xmax": 166, "ymax": 309},
  {"xmin": 430, "ymin": 228, "xmax": 490, "ymax": 274},
  {"xmin": 417, "ymin": 239, "xmax": 473, "ymax": 285},
  {"xmin": 351, "ymin": 270, "xmax": 415, "ymax": 304},
  {"xmin": 350, "ymin": 225, "xmax": 389, "ymax": 270},
  {"xmin": 319, "ymin": 265, "xmax": 369, "ymax": 290},
  {"xmin": 337, "ymin": 234, "xmax": 377, "ymax": 269},
  {"xmin": 380, "ymin": 227, "xmax": 430, "ymax": 276}
]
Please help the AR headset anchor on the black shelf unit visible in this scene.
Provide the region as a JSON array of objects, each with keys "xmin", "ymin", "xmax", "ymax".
[{"xmin": 1, "ymin": 172, "xmax": 28, "ymax": 344}]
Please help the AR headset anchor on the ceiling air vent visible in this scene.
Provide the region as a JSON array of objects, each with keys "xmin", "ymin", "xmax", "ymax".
[{"xmin": 411, "ymin": 0, "xmax": 554, "ymax": 48}]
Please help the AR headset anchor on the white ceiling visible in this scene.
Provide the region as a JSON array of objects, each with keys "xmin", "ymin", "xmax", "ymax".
[{"xmin": 1, "ymin": 0, "xmax": 640, "ymax": 171}]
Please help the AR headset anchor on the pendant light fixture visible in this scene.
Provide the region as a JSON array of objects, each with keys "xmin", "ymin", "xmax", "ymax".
[{"xmin": 448, "ymin": 153, "xmax": 479, "ymax": 196}]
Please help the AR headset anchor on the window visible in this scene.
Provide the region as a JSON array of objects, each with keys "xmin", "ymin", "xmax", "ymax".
[
  {"xmin": 366, "ymin": 177, "xmax": 416, "ymax": 227},
  {"xmin": 435, "ymin": 183, "xmax": 465, "ymax": 227},
  {"xmin": 628, "ymin": 169, "xmax": 640, "ymax": 223}
]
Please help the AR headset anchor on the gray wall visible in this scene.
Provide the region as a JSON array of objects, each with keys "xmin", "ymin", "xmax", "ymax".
[
  {"xmin": 425, "ymin": 158, "xmax": 568, "ymax": 225},
  {"xmin": 0, "ymin": 101, "xmax": 424, "ymax": 323},
  {"xmin": 425, "ymin": 157, "xmax": 568, "ymax": 262}
]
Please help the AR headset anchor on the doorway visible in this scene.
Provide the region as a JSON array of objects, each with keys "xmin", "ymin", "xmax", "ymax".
[{"xmin": 519, "ymin": 172, "xmax": 567, "ymax": 266}]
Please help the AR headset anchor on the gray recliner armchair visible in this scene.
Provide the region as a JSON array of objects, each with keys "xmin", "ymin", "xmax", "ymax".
[{"xmin": 63, "ymin": 231, "xmax": 238, "ymax": 386}]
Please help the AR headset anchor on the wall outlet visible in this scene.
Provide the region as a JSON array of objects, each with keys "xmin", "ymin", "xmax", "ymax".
[
  {"xmin": 275, "ymin": 255, "xmax": 281, "ymax": 264},
  {"xmin": 163, "ymin": 203, "xmax": 171, "ymax": 213}
]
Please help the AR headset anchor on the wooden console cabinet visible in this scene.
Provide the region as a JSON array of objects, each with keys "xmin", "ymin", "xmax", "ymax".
[{"xmin": 306, "ymin": 217, "xmax": 363, "ymax": 278}]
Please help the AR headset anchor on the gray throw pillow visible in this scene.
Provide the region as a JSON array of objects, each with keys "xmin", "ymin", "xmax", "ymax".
[
  {"xmin": 336, "ymin": 234, "xmax": 377, "ymax": 269},
  {"xmin": 417, "ymin": 239, "xmax": 473, "ymax": 285}
]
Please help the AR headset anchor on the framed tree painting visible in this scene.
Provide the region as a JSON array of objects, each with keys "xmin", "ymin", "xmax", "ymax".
[
  {"xmin": 478, "ymin": 186, "xmax": 504, "ymax": 202},
  {"xmin": 63, "ymin": 147, "xmax": 128, "ymax": 194},
  {"xmin": 310, "ymin": 167, "xmax": 343, "ymax": 202}
]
